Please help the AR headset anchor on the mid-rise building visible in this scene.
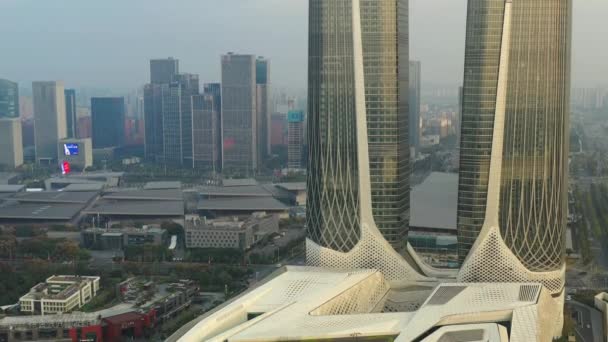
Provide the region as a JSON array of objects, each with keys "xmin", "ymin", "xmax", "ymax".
[
  {"xmin": 287, "ymin": 110, "xmax": 304, "ymax": 169},
  {"xmin": 221, "ymin": 53, "xmax": 257, "ymax": 174},
  {"xmin": 192, "ymin": 94, "xmax": 219, "ymax": 171},
  {"xmin": 91, "ymin": 97, "xmax": 125, "ymax": 149},
  {"xmin": 81, "ymin": 226, "xmax": 167, "ymax": 250},
  {"xmin": 64, "ymin": 89, "xmax": 77, "ymax": 138},
  {"xmin": 57, "ymin": 138, "xmax": 93, "ymax": 170},
  {"xmin": 19, "ymin": 275, "xmax": 100, "ymax": 315},
  {"xmin": 150, "ymin": 57, "xmax": 179, "ymax": 84},
  {"xmin": 256, "ymin": 57, "xmax": 271, "ymax": 168},
  {"xmin": 409, "ymin": 61, "xmax": 421, "ymax": 152},
  {"xmin": 33, "ymin": 81, "xmax": 67, "ymax": 164},
  {"xmin": 185, "ymin": 213, "xmax": 279, "ymax": 250}
]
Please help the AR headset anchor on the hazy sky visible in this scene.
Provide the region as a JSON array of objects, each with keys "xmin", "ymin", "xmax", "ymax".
[{"xmin": 1, "ymin": 0, "xmax": 606, "ymax": 91}]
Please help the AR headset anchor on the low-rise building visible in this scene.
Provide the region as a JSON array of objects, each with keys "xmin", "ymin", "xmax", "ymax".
[
  {"xmin": 57, "ymin": 138, "xmax": 93, "ymax": 170},
  {"xmin": 594, "ymin": 292, "xmax": 608, "ymax": 342},
  {"xmin": 275, "ymin": 182, "xmax": 306, "ymax": 206},
  {"xmin": 19, "ymin": 276, "xmax": 100, "ymax": 315},
  {"xmin": 81, "ymin": 226, "xmax": 168, "ymax": 250},
  {"xmin": 185, "ymin": 213, "xmax": 279, "ymax": 250}
]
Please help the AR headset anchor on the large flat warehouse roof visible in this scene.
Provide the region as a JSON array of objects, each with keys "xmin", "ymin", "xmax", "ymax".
[
  {"xmin": 0, "ymin": 203, "xmax": 85, "ymax": 220},
  {"xmin": 84, "ymin": 199, "xmax": 184, "ymax": 216},
  {"xmin": 198, "ymin": 197, "xmax": 289, "ymax": 211},
  {"xmin": 10, "ymin": 191, "xmax": 99, "ymax": 204},
  {"xmin": 103, "ymin": 189, "xmax": 183, "ymax": 201},
  {"xmin": 198, "ymin": 185, "xmax": 274, "ymax": 197}
]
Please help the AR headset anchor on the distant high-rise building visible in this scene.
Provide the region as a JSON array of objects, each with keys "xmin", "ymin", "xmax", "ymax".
[
  {"xmin": 144, "ymin": 83, "xmax": 164, "ymax": 161},
  {"xmin": 33, "ymin": 81, "xmax": 67, "ymax": 163},
  {"xmin": 174, "ymin": 73, "xmax": 199, "ymax": 166},
  {"xmin": 256, "ymin": 57, "xmax": 271, "ymax": 168},
  {"xmin": 221, "ymin": 53, "xmax": 257, "ymax": 174},
  {"xmin": 0, "ymin": 119, "xmax": 23, "ymax": 169},
  {"xmin": 150, "ymin": 58, "xmax": 179, "ymax": 84},
  {"xmin": 154, "ymin": 75, "xmax": 200, "ymax": 166},
  {"xmin": 91, "ymin": 97, "xmax": 125, "ymax": 149},
  {"xmin": 203, "ymin": 83, "xmax": 222, "ymax": 169},
  {"xmin": 409, "ymin": 61, "xmax": 421, "ymax": 151},
  {"xmin": 457, "ymin": 0, "xmax": 572, "ymax": 305},
  {"xmin": 0, "ymin": 79, "xmax": 23, "ymax": 168},
  {"xmin": 0, "ymin": 79, "xmax": 19, "ymax": 118},
  {"xmin": 160, "ymin": 82, "xmax": 184, "ymax": 164},
  {"xmin": 64, "ymin": 89, "xmax": 77, "ymax": 138},
  {"xmin": 192, "ymin": 94, "xmax": 219, "ymax": 172},
  {"xmin": 287, "ymin": 111, "xmax": 304, "ymax": 169},
  {"xmin": 270, "ymin": 113, "xmax": 287, "ymax": 148}
]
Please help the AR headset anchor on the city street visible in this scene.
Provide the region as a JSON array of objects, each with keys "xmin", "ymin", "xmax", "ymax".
[{"xmin": 566, "ymin": 300, "xmax": 603, "ymax": 342}]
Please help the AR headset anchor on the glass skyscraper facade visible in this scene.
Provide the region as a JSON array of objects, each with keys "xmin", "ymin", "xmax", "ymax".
[
  {"xmin": 221, "ymin": 54, "xmax": 257, "ymax": 174},
  {"xmin": 256, "ymin": 57, "xmax": 271, "ymax": 167},
  {"xmin": 150, "ymin": 58, "xmax": 179, "ymax": 84},
  {"xmin": 0, "ymin": 79, "xmax": 19, "ymax": 118},
  {"xmin": 91, "ymin": 97, "xmax": 125, "ymax": 149},
  {"xmin": 457, "ymin": 0, "xmax": 571, "ymax": 272},
  {"xmin": 64, "ymin": 89, "xmax": 77, "ymax": 138},
  {"xmin": 307, "ymin": 0, "xmax": 409, "ymax": 252}
]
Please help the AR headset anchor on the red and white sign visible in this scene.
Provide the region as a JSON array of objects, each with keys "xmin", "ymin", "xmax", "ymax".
[{"xmin": 61, "ymin": 161, "xmax": 71, "ymax": 175}]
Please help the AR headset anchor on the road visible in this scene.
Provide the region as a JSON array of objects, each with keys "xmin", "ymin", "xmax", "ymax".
[{"xmin": 566, "ymin": 300, "xmax": 603, "ymax": 342}]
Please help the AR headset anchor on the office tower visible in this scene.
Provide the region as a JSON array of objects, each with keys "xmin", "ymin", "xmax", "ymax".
[
  {"xmin": 174, "ymin": 73, "xmax": 199, "ymax": 166},
  {"xmin": 409, "ymin": 61, "xmax": 421, "ymax": 152},
  {"xmin": 457, "ymin": 0, "xmax": 571, "ymax": 302},
  {"xmin": 0, "ymin": 79, "xmax": 22, "ymax": 168},
  {"xmin": 307, "ymin": 0, "xmax": 410, "ymax": 253},
  {"xmin": 192, "ymin": 94, "xmax": 219, "ymax": 171},
  {"xmin": 269, "ymin": 113, "xmax": 287, "ymax": 150},
  {"xmin": 287, "ymin": 111, "xmax": 304, "ymax": 169},
  {"xmin": 150, "ymin": 57, "xmax": 179, "ymax": 84},
  {"xmin": 256, "ymin": 57, "xmax": 271, "ymax": 167},
  {"xmin": 155, "ymin": 74, "xmax": 200, "ymax": 166},
  {"xmin": 0, "ymin": 118, "xmax": 23, "ymax": 169},
  {"xmin": 33, "ymin": 81, "xmax": 67, "ymax": 163},
  {"xmin": 91, "ymin": 97, "xmax": 125, "ymax": 149},
  {"xmin": 203, "ymin": 83, "xmax": 222, "ymax": 169},
  {"xmin": 0, "ymin": 79, "xmax": 19, "ymax": 118},
  {"xmin": 221, "ymin": 53, "xmax": 257, "ymax": 174},
  {"xmin": 160, "ymin": 83, "xmax": 184, "ymax": 164},
  {"xmin": 144, "ymin": 83, "xmax": 163, "ymax": 161},
  {"xmin": 64, "ymin": 89, "xmax": 77, "ymax": 138}
]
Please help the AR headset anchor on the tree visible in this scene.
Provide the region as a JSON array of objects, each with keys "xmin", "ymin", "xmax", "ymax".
[{"xmin": 54, "ymin": 241, "xmax": 80, "ymax": 261}]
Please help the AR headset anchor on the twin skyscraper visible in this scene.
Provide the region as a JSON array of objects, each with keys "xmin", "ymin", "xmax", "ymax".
[{"xmin": 306, "ymin": 0, "xmax": 571, "ymax": 295}]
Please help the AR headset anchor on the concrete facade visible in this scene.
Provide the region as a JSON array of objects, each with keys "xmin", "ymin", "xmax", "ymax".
[
  {"xmin": 0, "ymin": 118, "xmax": 23, "ymax": 169},
  {"xmin": 57, "ymin": 138, "xmax": 93, "ymax": 170},
  {"xmin": 33, "ymin": 81, "xmax": 67, "ymax": 164}
]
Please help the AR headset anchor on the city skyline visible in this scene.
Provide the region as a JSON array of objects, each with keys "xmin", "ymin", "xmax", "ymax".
[{"xmin": 0, "ymin": 0, "xmax": 605, "ymax": 90}]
